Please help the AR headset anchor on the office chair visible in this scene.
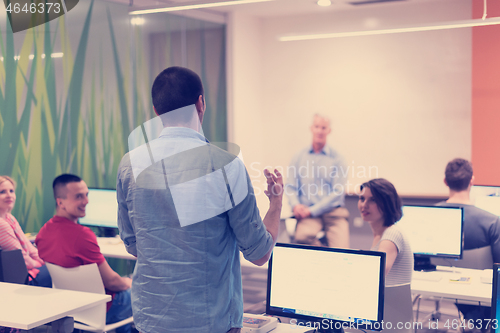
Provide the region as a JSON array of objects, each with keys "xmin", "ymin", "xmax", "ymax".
[
  {"xmin": 384, "ymin": 283, "xmax": 414, "ymax": 333},
  {"xmin": 0, "ymin": 249, "xmax": 29, "ymax": 284},
  {"xmin": 284, "ymin": 218, "xmax": 327, "ymax": 244},
  {"xmin": 45, "ymin": 263, "xmax": 134, "ymax": 333}
]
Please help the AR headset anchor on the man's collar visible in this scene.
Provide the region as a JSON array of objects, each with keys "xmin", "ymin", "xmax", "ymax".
[
  {"xmin": 159, "ymin": 127, "xmax": 207, "ymax": 143},
  {"xmin": 309, "ymin": 144, "xmax": 328, "ymax": 155},
  {"xmin": 52, "ymin": 215, "xmax": 78, "ymax": 224}
]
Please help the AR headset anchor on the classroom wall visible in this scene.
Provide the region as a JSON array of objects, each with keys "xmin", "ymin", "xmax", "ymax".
[
  {"xmin": 228, "ymin": 0, "xmax": 472, "ymax": 212},
  {"xmin": 472, "ymin": 0, "xmax": 500, "ymax": 186},
  {"xmin": 227, "ymin": 12, "xmax": 269, "ymax": 210},
  {"xmin": 0, "ymin": 2, "xmax": 227, "ymax": 232}
]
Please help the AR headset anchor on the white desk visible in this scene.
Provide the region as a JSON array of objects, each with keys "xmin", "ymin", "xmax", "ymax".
[
  {"xmin": 412, "ymin": 266, "xmax": 492, "ymax": 305},
  {"xmin": 97, "ymin": 237, "xmax": 268, "ymax": 270},
  {"xmin": 97, "ymin": 239, "xmax": 492, "ymax": 305},
  {"xmin": 96, "ymin": 240, "xmax": 492, "ymax": 303},
  {"xmin": 0, "ymin": 282, "xmax": 111, "ymax": 330},
  {"xmin": 97, "ymin": 237, "xmax": 136, "ymax": 260}
]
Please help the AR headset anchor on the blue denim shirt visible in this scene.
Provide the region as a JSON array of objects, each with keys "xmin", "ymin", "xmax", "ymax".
[
  {"xmin": 285, "ymin": 145, "xmax": 347, "ymax": 217},
  {"xmin": 117, "ymin": 127, "xmax": 273, "ymax": 333}
]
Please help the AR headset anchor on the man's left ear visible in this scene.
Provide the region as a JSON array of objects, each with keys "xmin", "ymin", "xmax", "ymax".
[
  {"xmin": 195, "ymin": 95, "xmax": 205, "ymax": 117},
  {"xmin": 196, "ymin": 95, "xmax": 205, "ymax": 108}
]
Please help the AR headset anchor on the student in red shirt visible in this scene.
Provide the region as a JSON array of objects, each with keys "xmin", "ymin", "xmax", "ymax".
[{"xmin": 36, "ymin": 174, "xmax": 133, "ymax": 333}]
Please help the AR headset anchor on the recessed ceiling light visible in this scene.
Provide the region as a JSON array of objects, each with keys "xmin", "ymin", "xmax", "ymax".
[
  {"xmin": 279, "ymin": 17, "xmax": 500, "ymax": 41},
  {"xmin": 317, "ymin": 0, "xmax": 332, "ymax": 6},
  {"xmin": 130, "ymin": 0, "xmax": 274, "ymax": 15},
  {"xmin": 131, "ymin": 17, "xmax": 145, "ymax": 25}
]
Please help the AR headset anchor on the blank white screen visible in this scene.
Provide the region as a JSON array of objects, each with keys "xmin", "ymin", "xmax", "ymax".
[
  {"xmin": 269, "ymin": 246, "xmax": 382, "ymax": 322},
  {"xmin": 79, "ymin": 189, "xmax": 118, "ymax": 228},
  {"xmin": 471, "ymin": 186, "xmax": 500, "ymax": 217},
  {"xmin": 397, "ymin": 206, "xmax": 462, "ymax": 257}
]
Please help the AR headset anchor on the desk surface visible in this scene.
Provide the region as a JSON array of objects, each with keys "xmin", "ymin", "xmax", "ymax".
[
  {"xmin": 97, "ymin": 239, "xmax": 492, "ymax": 305},
  {"xmin": 97, "ymin": 237, "xmax": 268, "ymax": 269},
  {"xmin": 412, "ymin": 266, "xmax": 492, "ymax": 305},
  {"xmin": 97, "ymin": 237, "xmax": 136, "ymax": 260},
  {"xmin": 0, "ymin": 282, "xmax": 111, "ymax": 330}
]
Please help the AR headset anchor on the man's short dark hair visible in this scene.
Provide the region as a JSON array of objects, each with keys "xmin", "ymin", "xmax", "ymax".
[
  {"xmin": 53, "ymin": 173, "xmax": 82, "ymax": 200},
  {"xmin": 445, "ymin": 158, "xmax": 473, "ymax": 192},
  {"xmin": 151, "ymin": 66, "xmax": 204, "ymax": 115},
  {"xmin": 360, "ymin": 178, "xmax": 403, "ymax": 227}
]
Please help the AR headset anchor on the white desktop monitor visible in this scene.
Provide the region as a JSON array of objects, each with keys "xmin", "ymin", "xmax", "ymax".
[
  {"xmin": 266, "ymin": 243, "xmax": 386, "ymax": 331},
  {"xmin": 79, "ymin": 188, "xmax": 118, "ymax": 229},
  {"xmin": 397, "ymin": 205, "xmax": 463, "ymax": 259},
  {"xmin": 471, "ymin": 185, "xmax": 500, "ymax": 217}
]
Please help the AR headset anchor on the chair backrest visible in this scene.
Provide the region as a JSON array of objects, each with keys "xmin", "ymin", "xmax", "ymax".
[
  {"xmin": 0, "ymin": 249, "xmax": 29, "ymax": 284},
  {"xmin": 45, "ymin": 262, "xmax": 106, "ymax": 330},
  {"xmin": 383, "ymin": 283, "xmax": 413, "ymax": 333},
  {"xmin": 46, "ymin": 262, "xmax": 105, "ymax": 294},
  {"xmin": 432, "ymin": 246, "xmax": 493, "ymax": 270}
]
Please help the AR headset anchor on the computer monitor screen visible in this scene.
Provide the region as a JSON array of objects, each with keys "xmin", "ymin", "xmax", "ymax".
[
  {"xmin": 491, "ymin": 263, "xmax": 500, "ymax": 333},
  {"xmin": 79, "ymin": 188, "xmax": 118, "ymax": 229},
  {"xmin": 397, "ymin": 205, "xmax": 463, "ymax": 259},
  {"xmin": 471, "ymin": 185, "xmax": 500, "ymax": 217},
  {"xmin": 266, "ymin": 243, "xmax": 385, "ymax": 331}
]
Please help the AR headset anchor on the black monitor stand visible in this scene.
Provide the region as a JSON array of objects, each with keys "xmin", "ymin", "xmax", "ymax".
[
  {"xmin": 317, "ymin": 328, "xmax": 344, "ymax": 333},
  {"xmin": 99, "ymin": 227, "xmax": 117, "ymax": 238},
  {"xmin": 297, "ymin": 320, "xmax": 345, "ymax": 333},
  {"xmin": 414, "ymin": 256, "xmax": 436, "ymax": 271}
]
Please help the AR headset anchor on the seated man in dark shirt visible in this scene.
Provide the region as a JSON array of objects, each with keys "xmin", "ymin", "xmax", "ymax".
[
  {"xmin": 436, "ymin": 158, "xmax": 500, "ymax": 327},
  {"xmin": 437, "ymin": 158, "xmax": 500, "ymax": 262}
]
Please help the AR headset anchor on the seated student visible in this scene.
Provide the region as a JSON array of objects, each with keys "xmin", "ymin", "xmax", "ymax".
[
  {"xmin": 437, "ymin": 158, "xmax": 500, "ymax": 262},
  {"xmin": 436, "ymin": 158, "xmax": 500, "ymax": 326},
  {"xmin": 35, "ymin": 174, "xmax": 133, "ymax": 333},
  {"xmin": 358, "ymin": 179, "xmax": 414, "ymax": 333},
  {"xmin": 358, "ymin": 178, "xmax": 413, "ymax": 285},
  {"xmin": 0, "ymin": 175, "xmax": 51, "ymax": 287}
]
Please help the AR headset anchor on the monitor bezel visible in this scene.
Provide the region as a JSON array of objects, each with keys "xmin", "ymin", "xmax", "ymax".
[
  {"xmin": 491, "ymin": 263, "xmax": 500, "ymax": 333},
  {"xmin": 401, "ymin": 205, "xmax": 464, "ymax": 260},
  {"xmin": 266, "ymin": 243, "xmax": 386, "ymax": 331},
  {"xmin": 78, "ymin": 187, "xmax": 119, "ymax": 230},
  {"xmin": 471, "ymin": 184, "xmax": 500, "ymax": 216},
  {"xmin": 472, "ymin": 184, "xmax": 500, "ymax": 191}
]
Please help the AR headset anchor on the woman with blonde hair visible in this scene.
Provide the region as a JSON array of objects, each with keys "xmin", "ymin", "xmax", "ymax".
[{"xmin": 0, "ymin": 175, "xmax": 51, "ymax": 287}]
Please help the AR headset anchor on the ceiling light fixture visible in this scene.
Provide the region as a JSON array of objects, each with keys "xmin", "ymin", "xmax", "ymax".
[
  {"xmin": 130, "ymin": 17, "xmax": 145, "ymax": 25},
  {"xmin": 317, "ymin": 0, "xmax": 332, "ymax": 6},
  {"xmin": 279, "ymin": 17, "xmax": 500, "ymax": 41},
  {"xmin": 129, "ymin": 0, "xmax": 274, "ymax": 15}
]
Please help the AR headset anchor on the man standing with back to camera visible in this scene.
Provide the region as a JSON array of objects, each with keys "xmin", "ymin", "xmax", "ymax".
[
  {"xmin": 116, "ymin": 66, "xmax": 283, "ymax": 333},
  {"xmin": 286, "ymin": 114, "xmax": 349, "ymax": 248}
]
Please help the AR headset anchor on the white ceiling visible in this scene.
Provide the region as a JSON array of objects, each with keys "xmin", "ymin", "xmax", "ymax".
[{"xmin": 102, "ymin": 0, "xmax": 438, "ymax": 19}]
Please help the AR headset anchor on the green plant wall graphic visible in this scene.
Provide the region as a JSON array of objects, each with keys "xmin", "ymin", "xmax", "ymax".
[{"xmin": 0, "ymin": 1, "xmax": 227, "ymax": 233}]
